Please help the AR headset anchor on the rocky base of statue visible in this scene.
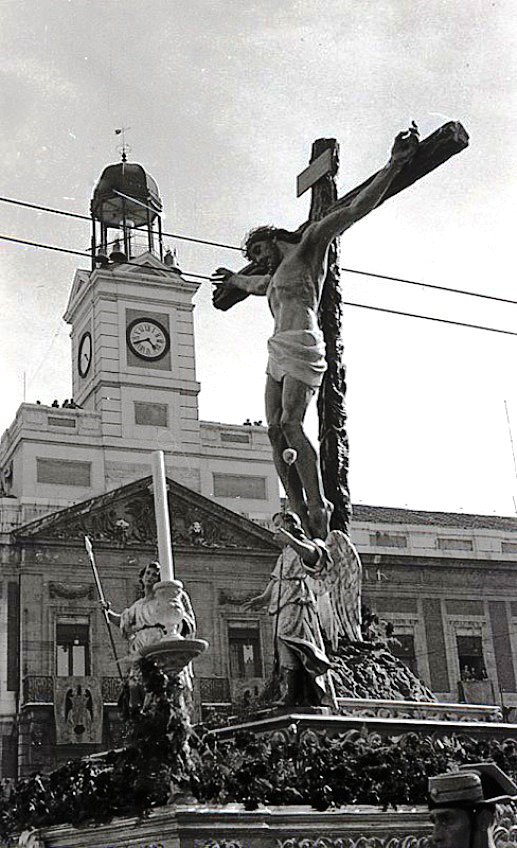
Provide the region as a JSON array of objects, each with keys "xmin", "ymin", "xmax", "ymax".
[
  {"xmin": 228, "ymin": 644, "xmax": 434, "ymax": 720},
  {"xmin": 238, "ymin": 669, "xmax": 332, "ymax": 717},
  {"xmin": 329, "ymin": 639, "xmax": 434, "ymax": 702}
]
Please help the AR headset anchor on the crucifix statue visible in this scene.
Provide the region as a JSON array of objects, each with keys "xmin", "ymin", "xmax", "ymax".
[{"xmin": 212, "ymin": 122, "xmax": 468, "ymax": 539}]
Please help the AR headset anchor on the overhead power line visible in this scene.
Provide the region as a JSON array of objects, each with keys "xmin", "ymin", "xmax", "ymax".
[
  {"xmin": 0, "ymin": 193, "xmax": 514, "ymax": 308},
  {"xmin": 0, "ymin": 233, "xmax": 210, "ymax": 274},
  {"xmin": 341, "ymin": 300, "xmax": 517, "ymax": 338},
  {"xmin": 0, "ymin": 196, "xmax": 90, "ymax": 222},
  {"xmin": 1, "ymin": 233, "xmax": 89, "ymax": 258},
  {"xmin": 2, "ymin": 231, "xmax": 517, "ymax": 339},
  {"xmin": 340, "ymin": 267, "xmax": 517, "ymax": 308},
  {"xmin": 0, "ymin": 194, "xmax": 241, "ymax": 252}
]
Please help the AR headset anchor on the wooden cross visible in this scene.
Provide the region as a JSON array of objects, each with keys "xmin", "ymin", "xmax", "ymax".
[
  {"xmin": 306, "ymin": 137, "xmax": 351, "ymax": 532},
  {"xmin": 213, "ymin": 122, "xmax": 469, "ymax": 532}
]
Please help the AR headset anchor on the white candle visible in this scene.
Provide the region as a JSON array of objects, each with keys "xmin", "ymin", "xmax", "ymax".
[{"xmin": 151, "ymin": 450, "xmax": 175, "ymax": 581}]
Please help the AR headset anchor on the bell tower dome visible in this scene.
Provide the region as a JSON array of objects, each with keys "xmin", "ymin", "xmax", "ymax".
[{"xmin": 90, "ymin": 154, "xmax": 163, "ymax": 266}]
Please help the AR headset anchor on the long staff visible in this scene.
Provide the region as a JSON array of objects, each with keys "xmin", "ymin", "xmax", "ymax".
[{"xmin": 84, "ymin": 535, "xmax": 123, "ymax": 680}]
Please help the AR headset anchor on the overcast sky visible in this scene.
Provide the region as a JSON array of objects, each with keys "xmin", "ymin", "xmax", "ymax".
[{"xmin": 1, "ymin": 0, "xmax": 516, "ymax": 515}]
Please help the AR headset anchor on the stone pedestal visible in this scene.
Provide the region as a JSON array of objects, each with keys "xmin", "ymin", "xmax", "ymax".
[
  {"xmin": 15, "ymin": 804, "xmax": 434, "ymax": 848},
  {"xmin": 211, "ymin": 703, "xmax": 517, "ymax": 744}
]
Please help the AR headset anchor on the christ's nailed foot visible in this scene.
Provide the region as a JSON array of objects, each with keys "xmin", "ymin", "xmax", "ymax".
[{"xmin": 308, "ymin": 505, "xmax": 330, "ymax": 540}]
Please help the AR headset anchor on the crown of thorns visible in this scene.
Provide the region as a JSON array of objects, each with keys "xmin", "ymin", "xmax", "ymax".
[{"xmin": 242, "ymin": 226, "xmax": 278, "ymax": 259}]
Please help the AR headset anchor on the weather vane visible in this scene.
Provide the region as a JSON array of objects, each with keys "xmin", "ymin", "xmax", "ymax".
[{"xmin": 114, "ymin": 126, "xmax": 131, "ymax": 162}]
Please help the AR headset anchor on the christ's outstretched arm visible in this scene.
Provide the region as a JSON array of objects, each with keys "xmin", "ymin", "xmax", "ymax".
[
  {"xmin": 308, "ymin": 128, "xmax": 419, "ymax": 247},
  {"xmin": 212, "ymin": 266, "xmax": 270, "ymax": 295}
]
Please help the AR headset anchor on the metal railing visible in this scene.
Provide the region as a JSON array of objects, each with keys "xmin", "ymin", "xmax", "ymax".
[{"xmin": 22, "ymin": 676, "xmax": 122, "ymax": 705}]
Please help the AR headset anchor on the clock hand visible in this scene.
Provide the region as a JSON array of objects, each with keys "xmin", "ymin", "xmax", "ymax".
[{"xmin": 137, "ymin": 336, "xmax": 158, "ymax": 350}]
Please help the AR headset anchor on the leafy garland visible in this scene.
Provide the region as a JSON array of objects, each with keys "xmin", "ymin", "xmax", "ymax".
[
  {"xmin": 0, "ymin": 659, "xmax": 193, "ymax": 839},
  {"xmin": 1, "ymin": 658, "xmax": 517, "ymax": 837},
  {"xmin": 190, "ymin": 729, "xmax": 517, "ymax": 811}
]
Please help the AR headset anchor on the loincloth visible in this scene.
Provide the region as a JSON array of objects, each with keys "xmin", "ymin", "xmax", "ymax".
[{"xmin": 266, "ymin": 329, "xmax": 327, "ymax": 388}]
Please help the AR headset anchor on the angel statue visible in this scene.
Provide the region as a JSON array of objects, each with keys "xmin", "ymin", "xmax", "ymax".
[{"xmin": 243, "ymin": 510, "xmax": 362, "ymax": 709}]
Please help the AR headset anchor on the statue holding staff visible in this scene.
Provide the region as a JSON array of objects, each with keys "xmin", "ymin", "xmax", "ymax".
[
  {"xmin": 103, "ymin": 561, "xmax": 196, "ymax": 656},
  {"xmin": 102, "ymin": 561, "xmax": 197, "ymax": 711}
]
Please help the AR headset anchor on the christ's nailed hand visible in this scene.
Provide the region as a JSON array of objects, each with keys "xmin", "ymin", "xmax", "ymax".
[
  {"xmin": 390, "ymin": 126, "xmax": 419, "ymax": 166},
  {"xmin": 211, "ymin": 267, "xmax": 235, "ymax": 284}
]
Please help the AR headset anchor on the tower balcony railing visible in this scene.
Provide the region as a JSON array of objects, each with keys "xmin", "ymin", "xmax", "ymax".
[
  {"xmin": 22, "ymin": 676, "xmax": 53, "ymax": 704},
  {"xmin": 23, "ymin": 675, "xmax": 233, "ymax": 706},
  {"xmin": 98, "ymin": 231, "xmax": 162, "ymax": 264},
  {"xmin": 22, "ymin": 675, "xmax": 122, "ymax": 705}
]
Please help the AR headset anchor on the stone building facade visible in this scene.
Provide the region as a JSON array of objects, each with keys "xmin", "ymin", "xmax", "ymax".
[
  {"xmin": 355, "ymin": 505, "xmax": 517, "ymax": 705},
  {"xmin": 1, "ymin": 475, "xmax": 279, "ymax": 778},
  {"xmin": 2, "ymin": 484, "xmax": 517, "ymax": 779}
]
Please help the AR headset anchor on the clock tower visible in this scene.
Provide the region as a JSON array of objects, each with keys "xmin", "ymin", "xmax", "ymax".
[
  {"xmin": 0, "ymin": 153, "xmax": 278, "ymax": 522},
  {"xmin": 63, "ymin": 158, "xmax": 203, "ymax": 489},
  {"xmin": 0, "ymin": 155, "xmax": 279, "ymax": 786}
]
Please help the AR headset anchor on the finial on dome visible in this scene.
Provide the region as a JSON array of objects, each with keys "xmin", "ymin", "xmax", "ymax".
[{"xmin": 114, "ymin": 126, "xmax": 131, "ymax": 163}]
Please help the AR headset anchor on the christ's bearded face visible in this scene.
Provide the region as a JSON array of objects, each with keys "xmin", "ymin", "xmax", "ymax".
[{"xmin": 248, "ymin": 238, "xmax": 282, "ymax": 273}]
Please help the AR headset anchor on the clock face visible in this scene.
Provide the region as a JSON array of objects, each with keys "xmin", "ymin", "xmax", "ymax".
[
  {"xmin": 78, "ymin": 331, "xmax": 92, "ymax": 378},
  {"xmin": 126, "ymin": 317, "xmax": 170, "ymax": 361}
]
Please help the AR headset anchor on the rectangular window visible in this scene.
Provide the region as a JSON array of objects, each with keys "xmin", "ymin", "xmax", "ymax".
[
  {"xmin": 37, "ymin": 458, "xmax": 91, "ymax": 487},
  {"xmin": 134, "ymin": 401, "xmax": 168, "ymax": 427},
  {"xmin": 456, "ymin": 634, "xmax": 486, "ymax": 681},
  {"xmin": 47, "ymin": 416, "xmax": 77, "ymax": 429},
  {"xmin": 369, "ymin": 532, "xmax": 408, "ymax": 548},
  {"xmin": 437, "ymin": 537, "xmax": 473, "ymax": 551},
  {"xmin": 502, "ymin": 541, "xmax": 517, "ymax": 554},
  {"xmin": 213, "ymin": 473, "xmax": 266, "ymax": 500},
  {"xmin": 228, "ymin": 624, "xmax": 263, "ymax": 679},
  {"xmin": 391, "ymin": 632, "xmax": 418, "ymax": 676},
  {"xmin": 220, "ymin": 432, "xmax": 251, "ymax": 444},
  {"xmin": 56, "ymin": 619, "xmax": 90, "ymax": 677}
]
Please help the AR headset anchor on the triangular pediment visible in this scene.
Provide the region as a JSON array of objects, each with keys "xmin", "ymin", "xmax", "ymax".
[
  {"xmin": 123, "ymin": 252, "xmax": 172, "ymax": 277},
  {"xmin": 63, "ymin": 269, "xmax": 91, "ymax": 322},
  {"xmin": 15, "ymin": 475, "xmax": 276, "ymax": 551}
]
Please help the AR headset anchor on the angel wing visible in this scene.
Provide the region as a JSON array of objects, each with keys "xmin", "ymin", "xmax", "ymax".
[{"xmin": 308, "ymin": 530, "xmax": 363, "ymax": 649}]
